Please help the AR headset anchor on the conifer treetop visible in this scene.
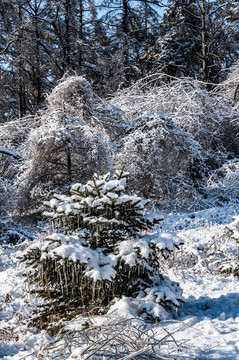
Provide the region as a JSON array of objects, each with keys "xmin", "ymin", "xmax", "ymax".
[{"xmin": 43, "ymin": 169, "xmax": 163, "ymax": 238}]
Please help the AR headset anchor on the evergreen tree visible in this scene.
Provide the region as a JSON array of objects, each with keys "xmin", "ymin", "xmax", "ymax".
[
  {"xmin": 22, "ymin": 168, "xmax": 183, "ymax": 331},
  {"xmin": 143, "ymin": 0, "xmax": 202, "ymax": 78},
  {"xmin": 144, "ymin": 0, "xmax": 239, "ymax": 83}
]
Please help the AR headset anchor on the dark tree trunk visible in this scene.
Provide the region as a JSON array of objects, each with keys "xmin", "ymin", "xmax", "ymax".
[
  {"xmin": 200, "ymin": 0, "xmax": 208, "ymax": 82},
  {"xmin": 17, "ymin": 3, "xmax": 26, "ymax": 118},
  {"xmin": 78, "ymin": 0, "xmax": 83, "ymax": 73}
]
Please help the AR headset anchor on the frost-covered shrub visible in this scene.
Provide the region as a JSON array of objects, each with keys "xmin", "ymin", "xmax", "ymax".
[
  {"xmin": 15, "ymin": 76, "xmax": 134, "ymax": 217},
  {"xmin": 0, "ymin": 176, "xmax": 34, "ymax": 243},
  {"xmin": 112, "ymin": 75, "xmax": 239, "ymax": 157},
  {"xmin": 16, "ymin": 109, "xmax": 112, "ymax": 217},
  {"xmin": 220, "ymin": 216, "xmax": 239, "ymax": 277},
  {"xmin": 214, "ymin": 61, "xmax": 239, "ymax": 149},
  {"xmin": 32, "ymin": 318, "xmax": 192, "ymax": 359},
  {"xmin": 220, "ymin": 60, "xmax": 239, "ymax": 103},
  {"xmin": 0, "ymin": 116, "xmax": 39, "ymax": 152},
  {"xmin": 12, "ymin": 75, "xmax": 239, "ymax": 216},
  {"xmin": 114, "ymin": 113, "xmax": 203, "ymax": 208},
  {"xmin": 47, "ymin": 76, "xmax": 128, "ymax": 139},
  {"xmin": 206, "ymin": 159, "xmax": 239, "ymax": 205},
  {"xmin": 0, "ymin": 178, "xmax": 11, "ymax": 242},
  {"xmin": 110, "ymin": 75, "xmax": 239, "ymax": 207},
  {"xmin": 169, "ymin": 215, "xmax": 239, "ymax": 278},
  {"xmin": 0, "ymin": 177, "xmax": 12, "ymax": 216},
  {"xmin": 0, "ymin": 178, "xmax": 19, "ymax": 243},
  {"xmin": 0, "ymin": 216, "xmax": 34, "ymax": 244},
  {"xmin": 22, "ymin": 169, "xmax": 183, "ymax": 331}
]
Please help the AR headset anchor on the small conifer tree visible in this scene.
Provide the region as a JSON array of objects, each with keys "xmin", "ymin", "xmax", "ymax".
[{"xmin": 23, "ymin": 169, "xmax": 183, "ymax": 331}]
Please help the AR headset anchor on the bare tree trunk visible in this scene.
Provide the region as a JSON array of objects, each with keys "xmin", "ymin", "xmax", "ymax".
[
  {"xmin": 64, "ymin": 0, "xmax": 71, "ymax": 69},
  {"xmin": 17, "ymin": 2, "xmax": 26, "ymax": 118},
  {"xmin": 33, "ymin": 0, "xmax": 42, "ymax": 106},
  {"xmin": 234, "ymin": 83, "xmax": 239, "ymax": 101},
  {"xmin": 78, "ymin": 0, "xmax": 83, "ymax": 73},
  {"xmin": 67, "ymin": 147, "xmax": 72, "ymax": 183},
  {"xmin": 200, "ymin": 0, "xmax": 208, "ymax": 82},
  {"xmin": 122, "ymin": 0, "xmax": 129, "ymax": 82},
  {"xmin": 145, "ymin": 2, "xmax": 148, "ymax": 49}
]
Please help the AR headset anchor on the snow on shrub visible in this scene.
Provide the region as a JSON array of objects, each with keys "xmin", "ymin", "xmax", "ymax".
[
  {"xmin": 109, "ymin": 74, "xmax": 239, "ymax": 208},
  {"xmin": 16, "ymin": 108, "xmax": 112, "ymax": 217},
  {"xmin": 112, "ymin": 74, "xmax": 239, "ymax": 166},
  {"xmin": 219, "ymin": 59, "xmax": 239, "ymax": 103},
  {"xmin": 15, "ymin": 76, "xmax": 134, "ymax": 217},
  {"xmin": 22, "ymin": 169, "xmax": 184, "ymax": 332},
  {"xmin": 0, "ymin": 177, "xmax": 12, "ymax": 216},
  {"xmin": 206, "ymin": 159, "xmax": 239, "ymax": 205},
  {"xmin": 47, "ymin": 76, "xmax": 129, "ymax": 138},
  {"xmin": 220, "ymin": 216, "xmax": 239, "ymax": 277},
  {"xmin": 114, "ymin": 112, "xmax": 204, "ymax": 208},
  {"xmin": 12, "ymin": 75, "xmax": 239, "ymax": 217}
]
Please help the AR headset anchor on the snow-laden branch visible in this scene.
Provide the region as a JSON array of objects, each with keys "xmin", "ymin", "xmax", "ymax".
[{"xmin": 0, "ymin": 146, "xmax": 23, "ymax": 160}]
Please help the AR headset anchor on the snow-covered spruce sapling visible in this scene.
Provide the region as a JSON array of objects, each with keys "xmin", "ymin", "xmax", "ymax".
[{"xmin": 22, "ymin": 169, "xmax": 184, "ymax": 331}]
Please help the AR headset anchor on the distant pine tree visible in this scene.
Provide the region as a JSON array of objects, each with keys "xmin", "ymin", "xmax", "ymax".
[
  {"xmin": 144, "ymin": 0, "xmax": 239, "ymax": 83},
  {"xmin": 23, "ymin": 168, "xmax": 184, "ymax": 332},
  {"xmin": 143, "ymin": 0, "xmax": 201, "ymax": 78}
]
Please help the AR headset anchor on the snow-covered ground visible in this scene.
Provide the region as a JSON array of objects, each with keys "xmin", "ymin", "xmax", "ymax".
[
  {"xmin": 164, "ymin": 274, "xmax": 239, "ymax": 359},
  {"xmin": 1, "ymin": 204, "xmax": 239, "ymax": 359}
]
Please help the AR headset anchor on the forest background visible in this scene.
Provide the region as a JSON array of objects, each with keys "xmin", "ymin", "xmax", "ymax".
[
  {"xmin": 0, "ymin": 0, "xmax": 238, "ymax": 252},
  {"xmin": 0, "ymin": 0, "xmax": 238, "ymax": 120}
]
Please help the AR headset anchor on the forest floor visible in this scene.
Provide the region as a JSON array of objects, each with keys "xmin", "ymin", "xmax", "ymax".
[{"xmin": 0, "ymin": 203, "xmax": 239, "ymax": 359}]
